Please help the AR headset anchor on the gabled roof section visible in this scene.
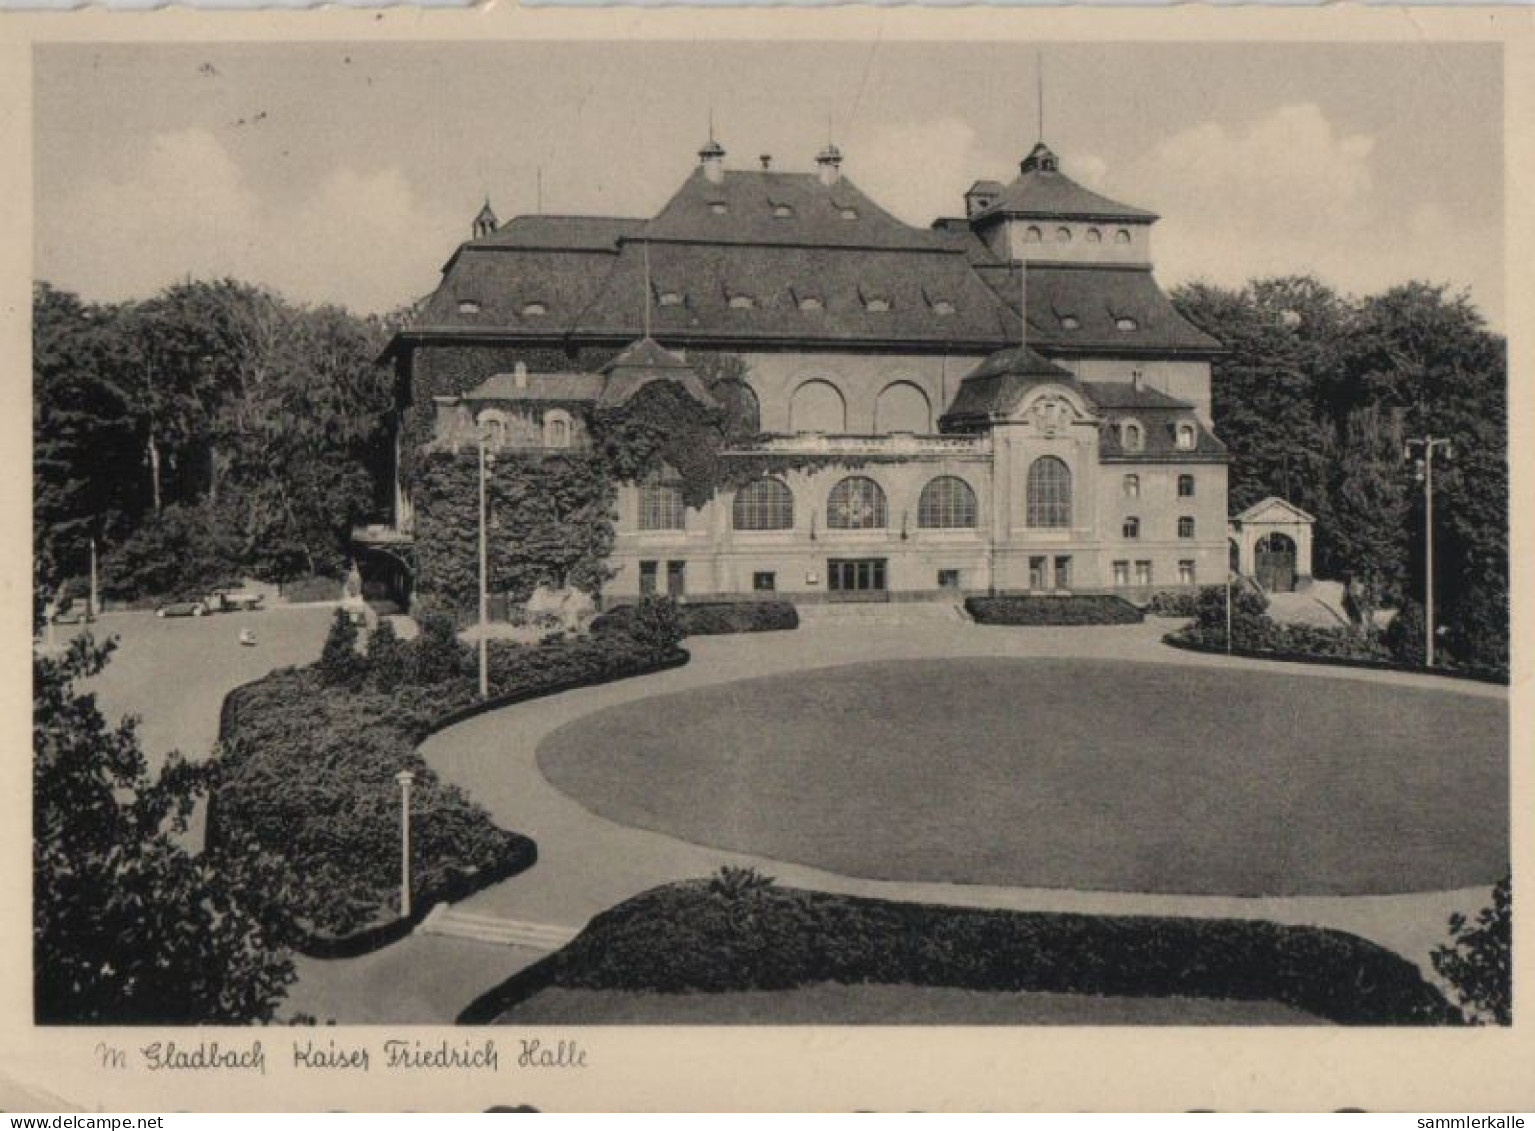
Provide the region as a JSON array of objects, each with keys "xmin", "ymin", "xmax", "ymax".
[
  {"xmin": 416, "ymin": 246, "xmax": 616, "ymax": 331},
  {"xmin": 940, "ymin": 344, "xmax": 1082, "ymax": 424},
  {"xmin": 466, "ymin": 214, "xmax": 644, "ymax": 252},
  {"xmin": 1234, "ymin": 496, "xmax": 1316, "ymax": 524},
  {"xmin": 641, "ymin": 167, "xmax": 939, "ymax": 250},
  {"xmin": 597, "ymin": 337, "xmax": 720, "ymax": 411},
  {"xmin": 974, "ymin": 143, "xmax": 1158, "ymax": 225}
]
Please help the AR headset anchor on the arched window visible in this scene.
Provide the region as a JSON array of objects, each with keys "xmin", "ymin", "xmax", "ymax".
[
  {"xmin": 1114, "ymin": 229, "xmax": 1132, "ymax": 245},
  {"xmin": 789, "ymin": 379, "xmax": 847, "ymax": 433},
  {"xmin": 638, "ymin": 478, "xmax": 687, "ymax": 531},
  {"xmin": 827, "ymin": 476, "xmax": 887, "ymax": 530},
  {"xmin": 918, "ymin": 476, "xmax": 977, "ymax": 529},
  {"xmin": 1176, "ymin": 422, "xmax": 1197, "ymax": 451},
  {"xmin": 874, "ymin": 381, "xmax": 932, "ymax": 434},
  {"xmin": 733, "ymin": 478, "xmax": 794, "ymax": 531},
  {"xmin": 477, "ymin": 411, "xmax": 507, "ymax": 448},
  {"xmin": 1024, "ymin": 225, "xmax": 1043, "ymax": 244},
  {"xmin": 1055, "ymin": 226, "xmax": 1073, "ymax": 243},
  {"xmin": 1123, "ymin": 474, "xmax": 1140, "ymax": 499},
  {"xmin": 1086, "ymin": 227, "xmax": 1103, "ymax": 244},
  {"xmin": 543, "ymin": 409, "xmax": 572, "ymax": 449},
  {"xmin": 1178, "ymin": 474, "xmax": 1196, "ymax": 498},
  {"xmin": 1121, "ymin": 420, "xmax": 1144, "ymax": 452},
  {"xmin": 1025, "ymin": 457, "xmax": 1071, "ymax": 528}
]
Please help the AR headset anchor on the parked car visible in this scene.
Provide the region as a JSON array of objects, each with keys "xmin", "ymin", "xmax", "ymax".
[
  {"xmin": 208, "ymin": 588, "xmax": 265, "ymax": 613},
  {"xmin": 156, "ymin": 598, "xmax": 208, "ymax": 618}
]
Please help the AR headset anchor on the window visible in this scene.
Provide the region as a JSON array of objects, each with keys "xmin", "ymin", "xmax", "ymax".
[
  {"xmin": 638, "ymin": 480, "xmax": 687, "ymax": 531},
  {"xmin": 1113, "ymin": 560, "xmax": 1130, "ymax": 587},
  {"xmin": 521, "ymin": 301, "xmax": 548, "ymax": 317},
  {"xmin": 1025, "ymin": 457, "xmax": 1072, "ymax": 528},
  {"xmin": 1178, "ymin": 474, "xmax": 1195, "ymax": 498},
  {"xmin": 932, "ymin": 299, "xmax": 955, "ymax": 316},
  {"xmin": 827, "ymin": 476, "xmax": 887, "ymax": 530},
  {"xmin": 478, "ymin": 412, "xmax": 507, "ymax": 447},
  {"xmin": 728, "ymin": 294, "xmax": 755, "ymax": 310},
  {"xmin": 773, "ymin": 204, "xmax": 794, "ymax": 219},
  {"xmin": 1115, "ymin": 316, "xmax": 1139, "ymax": 332},
  {"xmin": 1086, "ymin": 227, "xmax": 1103, "ymax": 244},
  {"xmin": 639, "ymin": 560, "xmax": 658, "ymax": 596},
  {"xmin": 789, "ymin": 379, "xmax": 847, "ymax": 432},
  {"xmin": 1115, "ymin": 229, "xmax": 1132, "ymax": 245},
  {"xmin": 1123, "ymin": 516, "xmax": 1141, "ymax": 540},
  {"xmin": 917, "ymin": 476, "xmax": 978, "ymax": 529},
  {"xmin": 1121, "ymin": 421, "xmax": 1144, "ymax": 452},
  {"xmin": 1178, "ymin": 516, "xmax": 1196, "ymax": 539},
  {"xmin": 1054, "ymin": 556, "xmax": 1072, "ymax": 590},
  {"xmin": 753, "ymin": 571, "xmax": 777, "ymax": 592},
  {"xmin": 732, "ymin": 478, "xmax": 794, "ymax": 531},
  {"xmin": 937, "ymin": 569, "xmax": 961, "ymax": 591},
  {"xmin": 799, "ymin": 296, "xmax": 824, "ymax": 312},
  {"xmin": 1060, "ymin": 314, "xmax": 1080, "ymax": 330},
  {"xmin": 1179, "ymin": 560, "xmax": 1196, "ymax": 586},
  {"xmin": 839, "ymin": 207, "xmax": 859, "ymax": 221},
  {"xmin": 709, "ymin": 202, "xmax": 728, "ymax": 215},
  {"xmin": 1135, "ymin": 560, "xmax": 1152, "ymax": 587},
  {"xmin": 1123, "ymin": 474, "xmax": 1140, "ymax": 499},
  {"xmin": 667, "ymin": 560, "xmax": 686, "ymax": 597},
  {"xmin": 1029, "ymin": 556, "xmax": 1048, "ymax": 590},
  {"xmin": 658, "ymin": 291, "xmax": 684, "ymax": 308},
  {"xmin": 1176, "ymin": 422, "xmax": 1197, "ymax": 451},
  {"xmin": 1055, "ymin": 226, "xmax": 1073, "ymax": 243},
  {"xmin": 457, "ymin": 299, "xmax": 481, "ymax": 315},
  {"xmin": 543, "ymin": 411, "xmax": 571, "ymax": 449},
  {"xmin": 864, "ymin": 296, "xmax": 891, "ymax": 313},
  {"xmin": 1024, "ymin": 225, "xmax": 1043, "ymax": 244}
]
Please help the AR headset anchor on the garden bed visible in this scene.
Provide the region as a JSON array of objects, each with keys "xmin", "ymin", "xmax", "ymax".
[
  {"xmin": 1162, "ymin": 633, "xmax": 1508, "ymax": 686},
  {"xmin": 459, "ymin": 875, "xmax": 1459, "ymax": 1027},
  {"xmin": 594, "ymin": 599, "xmax": 799, "ymax": 637},
  {"xmin": 965, "ymin": 594, "xmax": 1143, "ymax": 626}
]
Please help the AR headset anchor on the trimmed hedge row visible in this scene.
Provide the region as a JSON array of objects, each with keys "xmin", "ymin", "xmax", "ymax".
[
  {"xmin": 594, "ymin": 600, "xmax": 800, "ymax": 637},
  {"xmin": 965, "ymin": 594, "xmax": 1144, "ymax": 626},
  {"xmin": 459, "ymin": 878, "xmax": 1460, "ymax": 1027},
  {"xmin": 213, "ymin": 623, "xmax": 688, "ymax": 955},
  {"xmin": 1144, "ymin": 590, "xmax": 1199, "ymax": 618},
  {"xmin": 1161, "ymin": 634, "xmax": 1509, "ymax": 687}
]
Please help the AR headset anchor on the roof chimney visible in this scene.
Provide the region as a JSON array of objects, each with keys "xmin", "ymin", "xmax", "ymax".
[
  {"xmin": 759, "ymin": 154, "xmax": 772, "ymax": 171},
  {"xmin": 699, "ymin": 137, "xmax": 726, "ymax": 185},
  {"xmin": 815, "ymin": 143, "xmax": 843, "ymax": 187},
  {"xmin": 1131, "ymin": 367, "xmax": 1144, "ymax": 393},
  {"xmin": 515, "ymin": 361, "xmax": 529, "ymax": 390}
]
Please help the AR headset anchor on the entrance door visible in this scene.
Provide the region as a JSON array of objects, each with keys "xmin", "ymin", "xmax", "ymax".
[
  {"xmin": 1255, "ymin": 534, "xmax": 1296, "ymax": 592},
  {"xmin": 827, "ymin": 558, "xmax": 888, "ymax": 602}
]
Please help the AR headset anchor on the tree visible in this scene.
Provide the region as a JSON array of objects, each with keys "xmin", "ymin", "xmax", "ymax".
[
  {"xmin": 1432, "ymin": 877, "xmax": 1511, "ymax": 1025},
  {"xmin": 318, "ymin": 608, "xmax": 367, "ymax": 689},
  {"xmin": 34, "ymin": 636, "xmax": 295, "ymax": 1023},
  {"xmin": 1327, "ymin": 405, "xmax": 1411, "ymax": 629}
]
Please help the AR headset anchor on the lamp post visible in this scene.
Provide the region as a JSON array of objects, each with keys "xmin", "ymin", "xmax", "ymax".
[
  {"xmin": 395, "ymin": 769, "xmax": 415, "ymax": 919},
  {"xmin": 1225, "ymin": 571, "xmax": 1234, "ymax": 656},
  {"xmin": 477, "ymin": 429, "xmax": 495, "ymax": 700},
  {"xmin": 1404, "ymin": 435, "xmax": 1452, "ymax": 667}
]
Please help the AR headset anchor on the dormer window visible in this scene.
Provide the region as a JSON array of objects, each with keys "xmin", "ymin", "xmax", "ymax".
[
  {"xmin": 798, "ymin": 296, "xmax": 824, "ymax": 313},
  {"xmin": 658, "ymin": 291, "xmax": 684, "ymax": 308},
  {"xmin": 457, "ymin": 299, "xmax": 481, "ymax": 315},
  {"xmin": 1120, "ymin": 420, "xmax": 1145, "ymax": 452},
  {"xmin": 521, "ymin": 301, "xmax": 548, "ymax": 317},
  {"xmin": 839, "ymin": 207, "xmax": 859, "ymax": 221},
  {"xmin": 1086, "ymin": 228, "xmax": 1103, "ymax": 244},
  {"xmin": 772, "ymin": 203, "xmax": 794, "ymax": 219},
  {"xmin": 864, "ymin": 296, "xmax": 891, "ymax": 313},
  {"xmin": 1059, "ymin": 314, "xmax": 1080, "ymax": 331},
  {"xmin": 1175, "ymin": 422, "xmax": 1197, "ymax": 451},
  {"xmin": 1056, "ymin": 226, "xmax": 1073, "ymax": 243},
  {"xmin": 1115, "ymin": 316, "xmax": 1139, "ymax": 332},
  {"xmin": 544, "ymin": 409, "xmax": 572, "ymax": 449},
  {"xmin": 729, "ymin": 294, "xmax": 755, "ymax": 310},
  {"xmin": 709, "ymin": 202, "xmax": 728, "ymax": 215},
  {"xmin": 932, "ymin": 299, "xmax": 955, "ymax": 316}
]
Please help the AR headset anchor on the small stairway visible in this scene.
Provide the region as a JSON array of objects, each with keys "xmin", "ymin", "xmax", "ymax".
[
  {"xmin": 796, "ymin": 600, "xmax": 971, "ymax": 627},
  {"xmin": 416, "ymin": 904, "xmax": 581, "ymax": 951}
]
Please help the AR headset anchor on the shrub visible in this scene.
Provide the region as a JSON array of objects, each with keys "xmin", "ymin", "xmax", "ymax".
[
  {"xmin": 317, "ymin": 609, "xmax": 367, "ymax": 689},
  {"xmin": 607, "ymin": 595, "xmax": 685, "ymax": 652},
  {"xmin": 481, "ymin": 880, "xmax": 1458, "ymax": 1026},
  {"xmin": 1145, "ymin": 590, "xmax": 1198, "ymax": 618},
  {"xmin": 1432, "ymin": 876, "xmax": 1511, "ymax": 1025},
  {"xmin": 965, "ymin": 595, "xmax": 1143, "ymax": 626},
  {"xmin": 595, "ymin": 599, "xmax": 799, "ymax": 637},
  {"xmin": 366, "ymin": 620, "xmax": 407, "ymax": 693},
  {"xmin": 707, "ymin": 865, "xmax": 776, "ymax": 898},
  {"xmin": 407, "ymin": 609, "xmax": 470, "ymax": 686},
  {"xmin": 1192, "ymin": 582, "xmax": 1269, "ymax": 640},
  {"xmin": 1442, "ymin": 585, "xmax": 1509, "ymax": 677}
]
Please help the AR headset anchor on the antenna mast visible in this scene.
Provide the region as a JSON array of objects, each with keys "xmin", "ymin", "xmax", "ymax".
[
  {"xmin": 642, "ymin": 238, "xmax": 653, "ymax": 338},
  {"xmin": 1036, "ymin": 49, "xmax": 1044, "ymax": 142}
]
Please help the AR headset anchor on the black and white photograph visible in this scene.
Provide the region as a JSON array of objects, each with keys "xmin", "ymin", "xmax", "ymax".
[{"xmin": 13, "ymin": 11, "xmax": 1526, "ymax": 1111}]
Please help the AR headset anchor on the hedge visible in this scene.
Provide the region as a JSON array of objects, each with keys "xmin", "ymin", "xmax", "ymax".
[
  {"xmin": 1144, "ymin": 590, "xmax": 1199, "ymax": 618},
  {"xmin": 458, "ymin": 877, "xmax": 1460, "ymax": 1027},
  {"xmin": 965, "ymin": 594, "xmax": 1144, "ymax": 626},
  {"xmin": 594, "ymin": 600, "xmax": 800, "ymax": 637},
  {"xmin": 212, "ymin": 617, "xmax": 688, "ymax": 955}
]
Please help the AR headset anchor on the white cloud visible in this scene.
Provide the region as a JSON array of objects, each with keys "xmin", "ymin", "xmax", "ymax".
[
  {"xmin": 848, "ymin": 117, "xmax": 1011, "ymax": 225},
  {"xmin": 39, "ymin": 129, "xmax": 454, "ymax": 315}
]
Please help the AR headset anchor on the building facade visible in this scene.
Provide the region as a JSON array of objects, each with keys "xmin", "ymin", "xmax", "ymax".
[{"xmin": 380, "ymin": 133, "xmax": 1231, "ymax": 605}]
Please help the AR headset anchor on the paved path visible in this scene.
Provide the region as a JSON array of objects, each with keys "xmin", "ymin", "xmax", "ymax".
[{"xmin": 284, "ymin": 617, "xmax": 1502, "ymax": 1024}]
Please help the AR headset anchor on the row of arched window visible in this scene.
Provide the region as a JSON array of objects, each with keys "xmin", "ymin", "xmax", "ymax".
[{"xmin": 637, "ymin": 459, "xmax": 1077, "ymax": 533}]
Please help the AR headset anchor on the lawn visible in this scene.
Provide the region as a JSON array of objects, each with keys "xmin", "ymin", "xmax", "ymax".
[
  {"xmin": 537, "ymin": 657, "xmax": 1507, "ymax": 897},
  {"xmin": 497, "ymin": 984, "xmax": 1320, "ymax": 1025}
]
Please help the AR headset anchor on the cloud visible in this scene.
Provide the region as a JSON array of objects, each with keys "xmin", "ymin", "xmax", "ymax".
[
  {"xmin": 38, "ymin": 128, "xmax": 454, "ymax": 315},
  {"xmin": 848, "ymin": 117, "xmax": 1012, "ymax": 224}
]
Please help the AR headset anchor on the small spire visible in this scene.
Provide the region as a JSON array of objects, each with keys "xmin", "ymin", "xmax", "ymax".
[
  {"xmin": 473, "ymin": 198, "xmax": 498, "ymax": 239},
  {"xmin": 698, "ymin": 116, "xmax": 726, "ymax": 184}
]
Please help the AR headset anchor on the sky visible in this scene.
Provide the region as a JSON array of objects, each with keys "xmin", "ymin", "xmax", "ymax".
[{"xmin": 33, "ymin": 41, "xmax": 1504, "ymax": 326}]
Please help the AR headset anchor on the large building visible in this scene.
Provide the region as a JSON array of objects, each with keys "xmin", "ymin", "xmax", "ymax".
[{"xmin": 379, "ymin": 131, "xmax": 1240, "ymax": 605}]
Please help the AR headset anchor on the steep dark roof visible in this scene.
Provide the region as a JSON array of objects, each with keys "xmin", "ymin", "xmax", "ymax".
[
  {"xmin": 940, "ymin": 345, "xmax": 1081, "ymax": 423},
  {"xmin": 1094, "ymin": 398, "xmax": 1227, "ymax": 462},
  {"xmin": 974, "ymin": 151, "xmax": 1157, "ymax": 225},
  {"xmin": 642, "ymin": 168, "xmax": 938, "ymax": 250},
  {"xmin": 597, "ymin": 336, "xmax": 719, "ymax": 409},
  {"xmin": 979, "ymin": 264, "xmax": 1222, "ymax": 354},
  {"xmin": 468, "ymin": 214, "xmax": 643, "ymax": 251},
  {"xmin": 1081, "ymin": 380, "xmax": 1191, "ymax": 410},
  {"xmin": 417, "ymin": 247, "xmax": 616, "ymax": 331},
  {"xmin": 573, "ymin": 239, "xmax": 1019, "ymax": 346},
  {"xmin": 460, "ymin": 371, "xmax": 607, "ymax": 402}
]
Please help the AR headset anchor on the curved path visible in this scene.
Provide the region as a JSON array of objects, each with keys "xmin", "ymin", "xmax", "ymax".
[{"xmin": 286, "ymin": 618, "xmax": 1505, "ymax": 1023}]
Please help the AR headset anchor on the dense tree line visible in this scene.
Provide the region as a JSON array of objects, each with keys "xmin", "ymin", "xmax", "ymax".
[
  {"xmin": 1171, "ymin": 278, "xmax": 1507, "ymax": 670},
  {"xmin": 34, "ymin": 280, "xmax": 398, "ymax": 606}
]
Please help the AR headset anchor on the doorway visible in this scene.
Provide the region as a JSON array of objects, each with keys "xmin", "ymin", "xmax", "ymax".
[
  {"xmin": 827, "ymin": 558, "xmax": 888, "ymax": 602},
  {"xmin": 1255, "ymin": 533, "xmax": 1297, "ymax": 592}
]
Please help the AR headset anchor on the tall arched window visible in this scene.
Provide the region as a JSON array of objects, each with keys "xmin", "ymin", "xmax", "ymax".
[
  {"xmin": 918, "ymin": 476, "xmax": 977, "ymax": 529},
  {"xmin": 874, "ymin": 381, "xmax": 932, "ymax": 433},
  {"xmin": 789, "ymin": 379, "xmax": 847, "ymax": 433},
  {"xmin": 732, "ymin": 478, "xmax": 794, "ymax": 531},
  {"xmin": 638, "ymin": 478, "xmax": 687, "ymax": 531},
  {"xmin": 1026, "ymin": 457, "xmax": 1072, "ymax": 528},
  {"xmin": 827, "ymin": 476, "xmax": 887, "ymax": 530}
]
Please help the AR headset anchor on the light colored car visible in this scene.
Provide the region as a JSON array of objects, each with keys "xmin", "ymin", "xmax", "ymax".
[
  {"xmin": 156, "ymin": 599, "xmax": 208, "ymax": 618},
  {"xmin": 210, "ymin": 588, "xmax": 265, "ymax": 612}
]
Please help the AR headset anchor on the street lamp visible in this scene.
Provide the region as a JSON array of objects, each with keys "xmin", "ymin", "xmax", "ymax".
[
  {"xmin": 1404, "ymin": 435, "xmax": 1452, "ymax": 667},
  {"xmin": 395, "ymin": 769, "xmax": 415, "ymax": 919},
  {"xmin": 477, "ymin": 428, "xmax": 496, "ymax": 700}
]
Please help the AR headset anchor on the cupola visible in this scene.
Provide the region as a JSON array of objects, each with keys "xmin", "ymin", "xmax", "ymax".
[
  {"xmin": 473, "ymin": 198, "xmax": 499, "ymax": 239},
  {"xmin": 1021, "ymin": 141, "xmax": 1060, "ymax": 174},
  {"xmin": 815, "ymin": 143, "xmax": 843, "ymax": 187},
  {"xmin": 698, "ymin": 136, "xmax": 726, "ymax": 185}
]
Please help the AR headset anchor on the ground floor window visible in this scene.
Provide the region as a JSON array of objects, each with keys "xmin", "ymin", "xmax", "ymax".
[
  {"xmin": 828, "ymin": 558, "xmax": 886, "ymax": 594},
  {"xmin": 1029, "ymin": 556, "xmax": 1048, "ymax": 590},
  {"xmin": 1112, "ymin": 560, "xmax": 1129, "ymax": 587},
  {"xmin": 753, "ymin": 571, "xmax": 776, "ymax": 592},
  {"xmin": 639, "ymin": 560, "xmax": 658, "ymax": 596},
  {"xmin": 937, "ymin": 568, "xmax": 961, "ymax": 590},
  {"xmin": 1054, "ymin": 556, "xmax": 1072, "ymax": 591},
  {"xmin": 1135, "ymin": 560, "xmax": 1152, "ymax": 587},
  {"xmin": 638, "ymin": 481, "xmax": 687, "ymax": 531},
  {"xmin": 667, "ymin": 560, "xmax": 687, "ymax": 597},
  {"xmin": 1179, "ymin": 560, "xmax": 1196, "ymax": 585}
]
